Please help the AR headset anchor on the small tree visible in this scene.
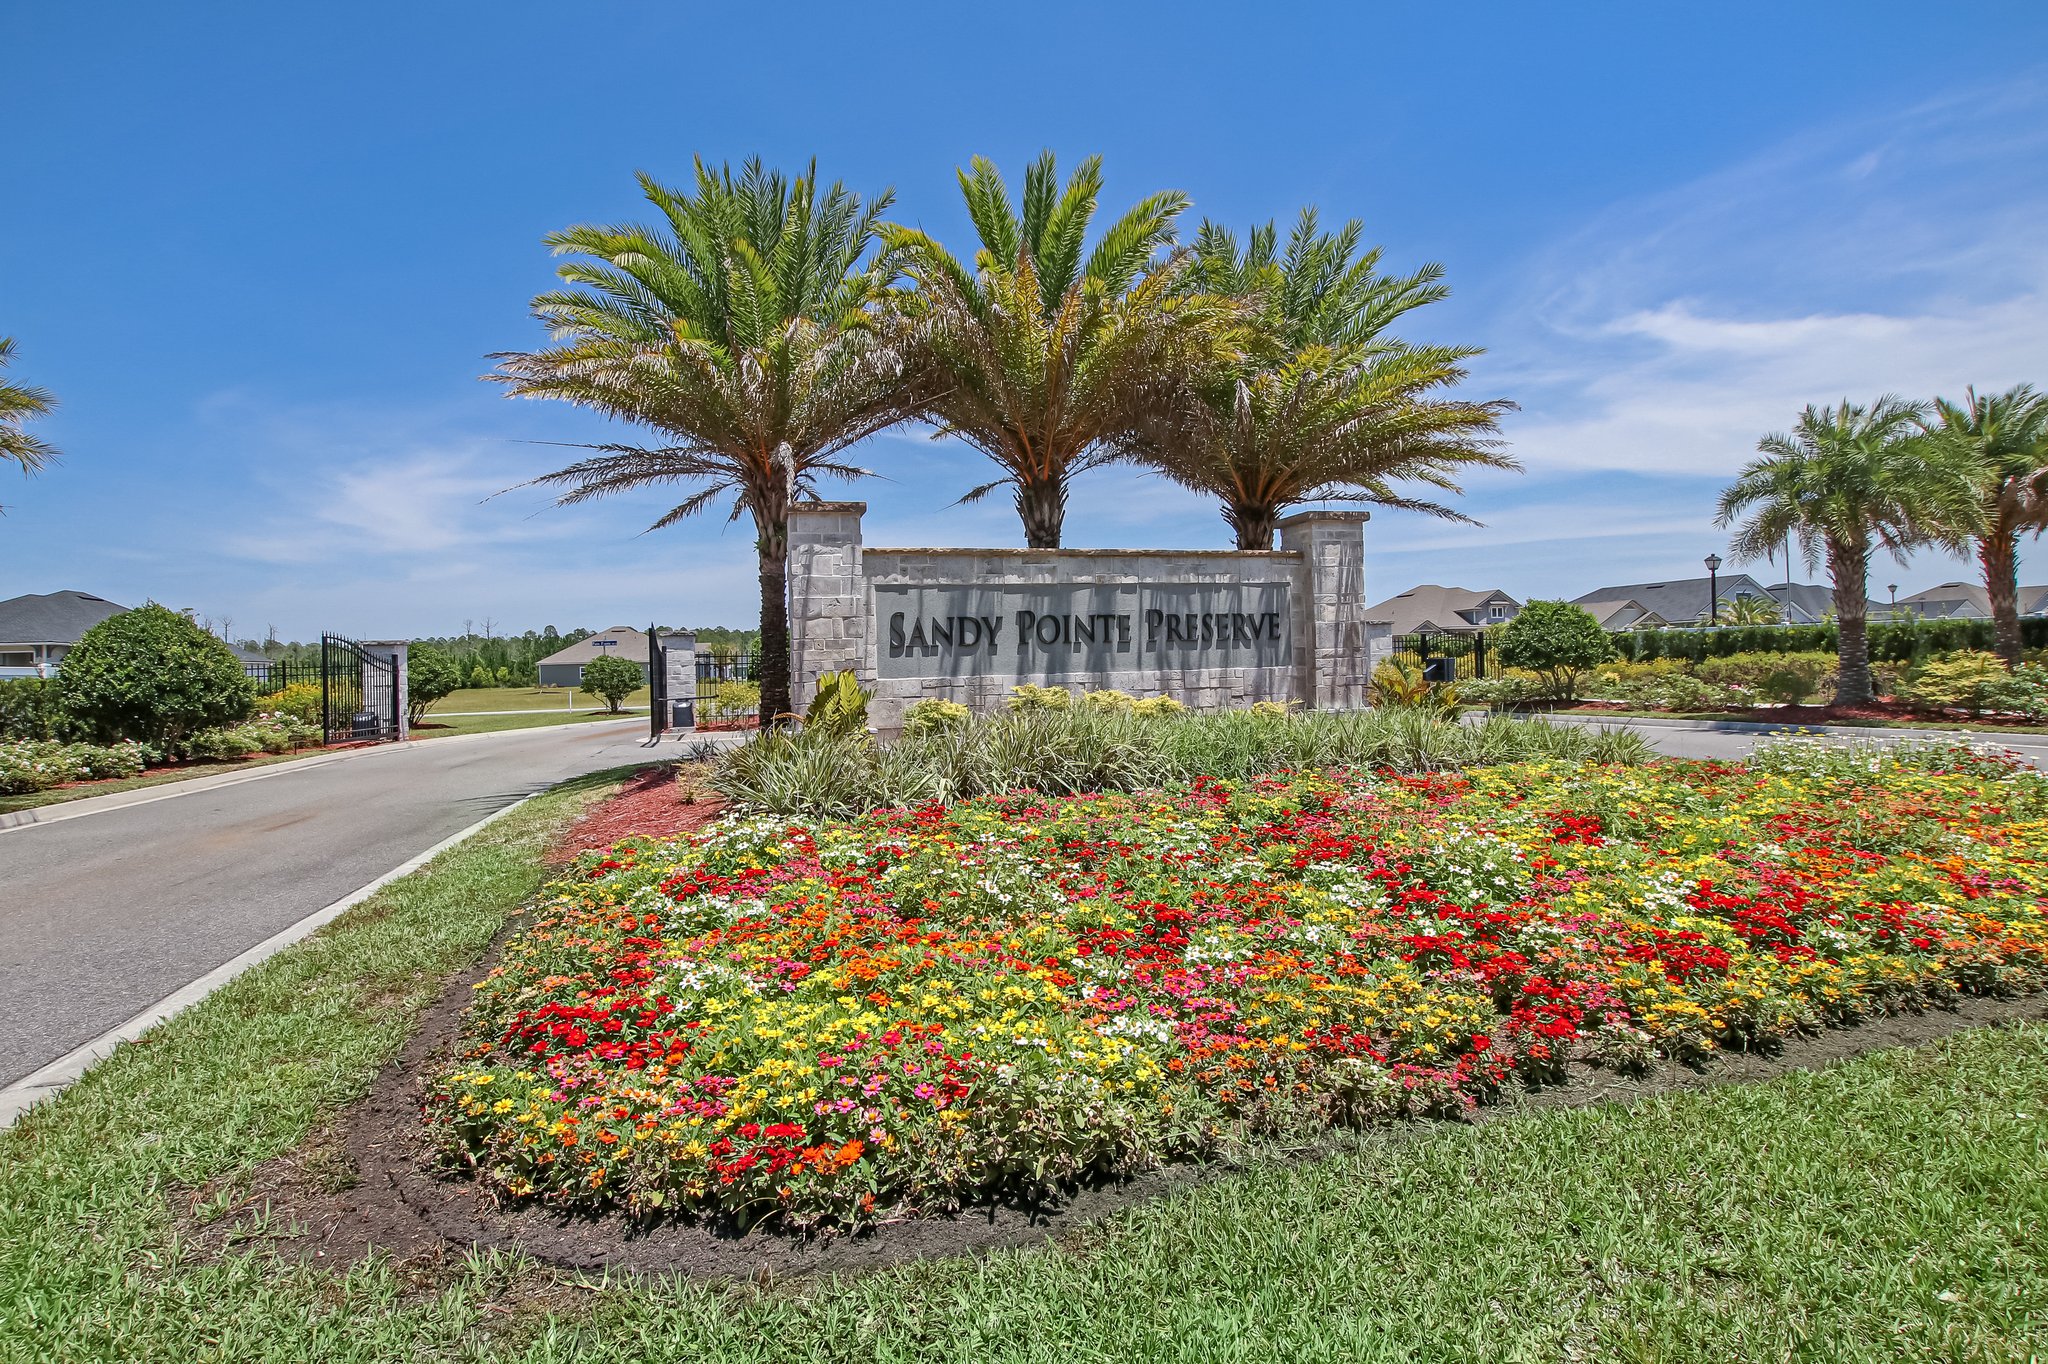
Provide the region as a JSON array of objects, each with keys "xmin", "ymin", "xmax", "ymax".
[
  {"xmin": 579, "ymin": 655, "xmax": 642, "ymax": 713},
  {"xmin": 468, "ymin": 664, "xmax": 491, "ymax": 689},
  {"xmin": 406, "ymin": 643, "xmax": 463, "ymax": 727},
  {"xmin": 56, "ymin": 603, "xmax": 255, "ymax": 749},
  {"xmin": 1495, "ymin": 600, "xmax": 1612, "ymax": 699}
]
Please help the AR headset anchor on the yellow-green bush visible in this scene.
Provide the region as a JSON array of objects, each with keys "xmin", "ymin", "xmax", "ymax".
[
  {"xmin": 1132, "ymin": 695, "xmax": 1185, "ymax": 717},
  {"xmin": 258, "ymin": 681, "xmax": 323, "ymax": 725},
  {"xmin": 1007, "ymin": 684, "xmax": 1074, "ymax": 712},
  {"xmin": 901, "ymin": 697, "xmax": 971, "ymax": 738},
  {"xmin": 1897, "ymin": 651, "xmax": 2008, "ymax": 716}
]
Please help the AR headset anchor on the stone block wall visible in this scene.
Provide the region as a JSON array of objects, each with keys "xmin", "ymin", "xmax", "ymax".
[{"xmin": 787, "ymin": 503, "xmax": 1392, "ymax": 731}]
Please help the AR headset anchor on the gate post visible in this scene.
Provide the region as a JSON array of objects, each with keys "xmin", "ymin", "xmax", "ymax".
[{"xmin": 362, "ymin": 641, "xmax": 410, "ymax": 741}]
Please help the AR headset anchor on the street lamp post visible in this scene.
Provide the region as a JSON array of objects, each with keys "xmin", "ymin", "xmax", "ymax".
[
  {"xmin": 1888, "ymin": 584, "xmax": 1898, "ymax": 620},
  {"xmin": 1704, "ymin": 553, "xmax": 1722, "ymax": 626}
]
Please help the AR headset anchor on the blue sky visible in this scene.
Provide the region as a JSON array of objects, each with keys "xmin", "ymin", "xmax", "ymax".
[{"xmin": 5, "ymin": 2, "xmax": 2046, "ymax": 639}]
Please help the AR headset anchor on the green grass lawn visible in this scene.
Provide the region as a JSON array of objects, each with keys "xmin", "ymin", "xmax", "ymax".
[
  {"xmin": 428, "ymin": 685, "xmax": 651, "ymax": 714},
  {"xmin": 2, "ymin": 761, "xmax": 2042, "ymax": 1361}
]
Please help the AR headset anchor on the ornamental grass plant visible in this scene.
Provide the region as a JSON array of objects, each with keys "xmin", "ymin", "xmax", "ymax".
[{"xmin": 710, "ymin": 706, "xmax": 1652, "ymax": 819}]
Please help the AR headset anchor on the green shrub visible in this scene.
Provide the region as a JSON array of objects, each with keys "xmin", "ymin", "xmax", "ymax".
[
  {"xmin": 1696, "ymin": 650, "xmax": 1836, "ymax": 694},
  {"xmin": 1896, "ymin": 652, "xmax": 2007, "ymax": 716},
  {"xmin": 1007, "ymin": 683, "xmax": 1073, "ymax": 712},
  {"xmin": 900, "ymin": 697, "xmax": 971, "ymax": 738},
  {"xmin": 1593, "ymin": 673, "xmax": 1741, "ymax": 711},
  {"xmin": 1979, "ymin": 663, "xmax": 2048, "ymax": 721},
  {"xmin": 702, "ymin": 679, "xmax": 761, "ymax": 724},
  {"xmin": 802, "ymin": 670, "xmax": 872, "ymax": 736},
  {"xmin": 1080, "ymin": 689, "xmax": 1137, "ymax": 712},
  {"xmin": 578, "ymin": 655, "xmax": 643, "ymax": 714},
  {"xmin": 0, "ymin": 739, "xmax": 147, "ymax": 794},
  {"xmin": 1132, "ymin": 695, "xmax": 1185, "ymax": 717},
  {"xmin": 1248, "ymin": 699, "xmax": 1297, "ymax": 717},
  {"xmin": 0, "ymin": 677, "xmax": 61, "ymax": 740},
  {"xmin": 1495, "ymin": 601, "xmax": 1613, "ymax": 699},
  {"xmin": 54, "ymin": 603, "xmax": 255, "ymax": 749},
  {"xmin": 406, "ymin": 643, "xmax": 463, "ymax": 726},
  {"xmin": 186, "ymin": 726, "xmax": 264, "ymax": 761},
  {"xmin": 468, "ymin": 665, "xmax": 492, "ymax": 689}
]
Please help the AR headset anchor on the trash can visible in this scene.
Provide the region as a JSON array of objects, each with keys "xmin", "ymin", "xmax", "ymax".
[
  {"xmin": 1421, "ymin": 656, "xmax": 1456, "ymax": 684},
  {"xmin": 669, "ymin": 698, "xmax": 695, "ymax": 731},
  {"xmin": 351, "ymin": 709, "xmax": 381, "ymax": 739}
]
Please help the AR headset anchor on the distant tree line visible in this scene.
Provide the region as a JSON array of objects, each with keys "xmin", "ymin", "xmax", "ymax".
[{"xmin": 240, "ymin": 624, "xmax": 761, "ymax": 688}]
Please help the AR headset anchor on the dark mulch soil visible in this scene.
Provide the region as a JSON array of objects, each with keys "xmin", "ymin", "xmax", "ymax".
[{"xmin": 543, "ymin": 764, "xmax": 727, "ymax": 867}]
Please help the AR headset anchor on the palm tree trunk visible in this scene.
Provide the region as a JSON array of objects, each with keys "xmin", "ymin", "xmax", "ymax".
[
  {"xmin": 753, "ymin": 494, "xmax": 793, "ymax": 726},
  {"xmin": 1016, "ymin": 479, "xmax": 1066, "ymax": 550},
  {"xmin": 1226, "ymin": 502, "xmax": 1278, "ymax": 551},
  {"xmin": 1829, "ymin": 537, "xmax": 1874, "ymax": 706},
  {"xmin": 1980, "ymin": 529, "xmax": 2023, "ymax": 668}
]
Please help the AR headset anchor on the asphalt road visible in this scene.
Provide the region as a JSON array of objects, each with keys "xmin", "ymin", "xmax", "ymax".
[
  {"xmin": 1543, "ymin": 713, "xmax": 2048, "ymax": 767},
  {"xmin": 0, "ymin": 720, "xmax": 664, "ymax": 1088}
]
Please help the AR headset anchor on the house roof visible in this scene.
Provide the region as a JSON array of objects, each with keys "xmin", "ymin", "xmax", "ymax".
[
  {"xmin": 1576, "ymin": 597, "xmax": 1666, "ymax": 630},
  {"xmin": 1897, "ymin": 581, "xmax": 2048, "ymax": 618},
  {"xmin": 0, "ymin": 590, "xmax": 128, "ymax": 646},
  {"xmin": 536, "ymin": 626, "xmax": 653, "ymax": 667},
  {"xmin": 1362, "ymin": 584, "xmax": 1519, "ymax": 635},
  {"xmin": 1570, "ymin": 574, "xmax": 1773, "ymax": 626}
]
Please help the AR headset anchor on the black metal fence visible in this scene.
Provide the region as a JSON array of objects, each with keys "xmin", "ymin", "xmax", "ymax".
[
  {"xmin": 696, "ymin": 650, "xmax": 763, "ymax": 683},
  {"xmin": 1388, "ymin": 632, "xmax": 1496, "ymax": 683},
  {"xmin": 240, "ymin": 636, "xmax": 400, "ymax": 744}
]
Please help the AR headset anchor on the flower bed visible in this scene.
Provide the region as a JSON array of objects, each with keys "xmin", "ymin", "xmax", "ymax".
[{"xmin": 428, "ymin": 743, "xmax": 2048, "ymax": 1229}]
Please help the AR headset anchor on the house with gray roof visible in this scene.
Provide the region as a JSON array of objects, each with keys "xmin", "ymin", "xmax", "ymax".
[
  {"xmin": 536, "ymin": 626, "xmax": 649, "ymax": 687},
  {"xmin": 1896, "ymin": 580, "xmax": 2048, "ymax": 621},
  {"xmin": 1574, "ymin": 597, "xmax": 1672, "ymax": 631},
  {"xmin": 1362, "ymin": 585, "xmax": 1522, "ymax": 635},
  {"xmin": 0, "ymin": 590, "xmax": 128, "ymax": 677},
  {"xmin": 1570, "ymin": 575, "xmax": 1867, "ymax": 627}
]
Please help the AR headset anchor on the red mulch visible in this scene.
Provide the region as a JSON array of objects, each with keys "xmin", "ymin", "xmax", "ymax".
[{"xmin": 546, "ymin": 765, "xmax": 726, "ymax": 865}]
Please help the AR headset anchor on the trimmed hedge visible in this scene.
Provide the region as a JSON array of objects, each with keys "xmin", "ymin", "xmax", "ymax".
[{"xmin": 1610, "ymin": 617, "xmax": 2048, "ymax": 664}]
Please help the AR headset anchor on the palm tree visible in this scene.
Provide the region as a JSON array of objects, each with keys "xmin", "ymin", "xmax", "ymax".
[
  {"xmin": 1922, "ymin": 384, "xmax": 2048, "ymax": 667},
  {"xmin": 0, "ymin": 337, "xmax": 59, "ymax": 504},
  {"xmin": 1716, "ymin": 397, "xmax": 1978, "ymax": 705},
  {"xmin": 1712, "ymin": 594, "xmax": 1784, "ymax": 626},
  {"xmin": 492, "ymin": 158, "xmax": 912, "ymax": 723},
  {"xmin": 1132, "ymin": 211, "xmax": 1515, "ymax": 549},
  {"xmin": 880, "ymin": 152, "xmax": 1229, "ymax": 548}
]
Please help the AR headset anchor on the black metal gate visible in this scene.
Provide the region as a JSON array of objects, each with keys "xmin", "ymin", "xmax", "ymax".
[
  {"xmin": 1389, "ymin": 632, "xmax": 1494, "ymax": 683},
  {"xmin": 321, "ymin": 633, "xmax": 401, "ymax": 743}
]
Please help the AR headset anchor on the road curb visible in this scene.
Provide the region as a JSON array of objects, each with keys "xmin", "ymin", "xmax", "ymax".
[{"xmin": 0, "ymin": 786, "xmax": 552, "ymax": 1129}]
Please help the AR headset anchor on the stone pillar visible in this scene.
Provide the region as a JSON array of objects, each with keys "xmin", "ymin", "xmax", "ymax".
[
  {"xmin": 362, "ymin": 640, "xmax": 410, "ymax": 740},
  {"xmin": 786, "ymin": 502, "xmax": 868, "ymax": 701},
  {"xmin": 1276, "ymin": 511, "xmax": 1389, "ymax": 710}
]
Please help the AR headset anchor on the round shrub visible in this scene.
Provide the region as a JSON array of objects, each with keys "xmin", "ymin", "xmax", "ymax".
[
  {"xmin": 55, "ymin": 604, "xmax": 255, "ymax": 749},
  {"xmin": 900, "ymin": 697, "xmax": 971, "ymax": 738},
  {"xmin": 406, "ymin": 643, "xmax": 464, "ymax": 726},
  {"xmin": 1494, "ymin": 601, "xmax": 1614, "ymax": 700},
  {"xmin": 578, "ymin": 655, "xmax": 643, "ymax": 713}
]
